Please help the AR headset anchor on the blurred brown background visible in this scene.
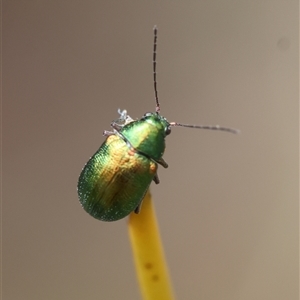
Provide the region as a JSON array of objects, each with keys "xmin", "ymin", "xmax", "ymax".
[{"xmin": 3, "ymin": 1, "xmax": 298, "ymax": 299}]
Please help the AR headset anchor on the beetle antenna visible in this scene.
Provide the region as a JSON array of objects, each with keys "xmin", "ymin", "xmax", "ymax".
[
  {"xmin": 153, "ymin": 25, "xmax": 160, "ymax": 113},
  {"xmin": 169, "ymin": 122, "xmax": 240, "ymax": 134}
]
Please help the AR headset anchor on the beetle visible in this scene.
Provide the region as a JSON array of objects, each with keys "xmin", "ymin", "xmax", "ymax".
[{"xmin": 77, "ymin": 26, "xmax": 238, "ymax": 221}]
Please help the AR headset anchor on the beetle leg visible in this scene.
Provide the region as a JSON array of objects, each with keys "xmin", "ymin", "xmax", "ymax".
[
  {"xmin": 111, "ymin": 119, "xmax": 132, "ymax": 131},
  {"xmin": 153, "ymin": 173, "xmax": 160, "ymax": 184},
  {"xmin": 156, "ymin": 157, "xmax": 168, "ymax": 168}
]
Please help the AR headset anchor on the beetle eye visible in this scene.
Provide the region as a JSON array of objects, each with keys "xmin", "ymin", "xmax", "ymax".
[{"xmin": 165, "ymin": 127, "xmax": 171, "ymax": 135}]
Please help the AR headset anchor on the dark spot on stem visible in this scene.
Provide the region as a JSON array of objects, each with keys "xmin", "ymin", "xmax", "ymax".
[
  {"xmin": 144, "ymin": 262, "xmax": 153, "ymax": 269},
  {"xmin": 152, "ymin": 274, "xmax": 159, "ymax": 281}
]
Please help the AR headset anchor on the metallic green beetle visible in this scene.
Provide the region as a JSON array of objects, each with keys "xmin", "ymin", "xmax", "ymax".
[{"xmin": 77, "ymin": 27, "xmax": 238, "ymax": 221}]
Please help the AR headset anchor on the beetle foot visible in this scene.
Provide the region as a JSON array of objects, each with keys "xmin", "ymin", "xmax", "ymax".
[
  {"xmin": 112, "ymin": 109, "xmax": 134, "ymax": 130},
  {"xmin": 103, "ymin": 130, "xmax": 115, "ymax": 136},
  {"xmin": 117, "ymin": 109, "xmax": 127, "ymax": 119}
]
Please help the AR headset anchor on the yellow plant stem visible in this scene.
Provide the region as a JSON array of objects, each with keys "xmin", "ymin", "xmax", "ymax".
[{"xmin": 128, "ymin": 190, "xmax": 175, "ymax": 300}]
